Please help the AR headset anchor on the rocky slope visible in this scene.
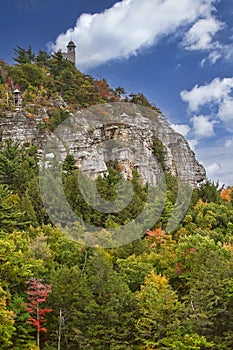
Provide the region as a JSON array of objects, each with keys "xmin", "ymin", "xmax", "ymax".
[{"xmin": 0, "ymin": 103, "xmax": 206, "ymax": 187}]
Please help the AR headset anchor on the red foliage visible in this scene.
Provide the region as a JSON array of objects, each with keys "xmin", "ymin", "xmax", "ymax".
[
  {"xmin": 26, "ymin": 278, "xmax": 52, "ymax": 333},
  {"xmin": 94, "ymin": 79, "xmax": 119, "ymax": 101}
]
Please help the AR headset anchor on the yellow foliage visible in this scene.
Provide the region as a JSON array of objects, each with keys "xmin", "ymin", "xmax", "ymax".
[
  {"xmin": 29, "ymin": 345, "xmax": 40, "ymax": 350},
  {"xmin": 5, "ymin": 193, "xmax": 19, "ymax": 206},
  {"xmin": 0, "ymin": 286, "xmax": 15, "ymax": 346},
  {"xmin": 144, "ymin": 270, "xmax": 168, "ymax": 289},
  {"xmin": 223, "ymin": 242, "xmax": 233, "ymax": 253}
]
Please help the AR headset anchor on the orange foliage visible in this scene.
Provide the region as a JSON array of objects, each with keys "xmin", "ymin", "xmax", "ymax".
[
  {"xmin": 118, "ymin": 161, "xmax": 125, "ymax": 172},
  {"xmin": 94, "ymin": 79, "xmax": 118, "ymax": 101},
  {"xmin": 220, "ymin": 187, "xmax": 233, "ymax": 202},
  {"xmin": 43, "ymin": 116, "xmax": 49, "ymax": 124},
  {"xmin": 145, "ymin": 227, "xmax": 173, "ymax": 247}
]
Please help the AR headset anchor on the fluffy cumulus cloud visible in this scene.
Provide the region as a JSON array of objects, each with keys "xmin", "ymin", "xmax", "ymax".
[
  {"xmin": 51, "ymin": 0, "xmax": 220, "ymax": 70},
  {"xmin": 171, "ymin": 123, "xmax": 191, "ymax": 137},
  {"xmin": 206, "ymin": 163, "xmax": 221, "ymax": 174},
  {"xmin": 181, "ymin": 17, "xmax": 224, "ymax": 51},
  {"xmin": 180, "ymin": 77, "xmax": 233, "ymax": 184},
  {"xmin": 181, "ymin": 77, "xmax": 233, "ymax": 132},
  {"xmin": 197, "ymin": 143, "xmax": 233, "ymax": 185},
  {"xmin": 218, "ymin": 97, "xmax": 233, "ymax": 131},
  {"xmin": 192, "ymin": 115, "xmax": 216, "ymax": 138},
  {"xmin": 180, "ymin": 7, "xmax": 233, "ymax": 65},
  {"xmin": 180, "ymin": 77, "xmax": 233, "ymax": 112},
  {"xmin": 206, "ymin": 162, "xmax": 221, "ymax": 175}
]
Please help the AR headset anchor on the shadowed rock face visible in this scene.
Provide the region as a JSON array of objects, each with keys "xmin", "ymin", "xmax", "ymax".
[{"xmin": 0, "ymin": 103, "xmax": 206, "ymax": 187}]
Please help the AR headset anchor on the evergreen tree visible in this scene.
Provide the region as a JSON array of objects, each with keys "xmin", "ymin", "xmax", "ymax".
[
  {"xmin": 0, "ymin": 184, "xmax": 28, "ymax": 231},
  {"xmin": 14, "ymin": 46, "xmax": 35, "ymax": 64}
]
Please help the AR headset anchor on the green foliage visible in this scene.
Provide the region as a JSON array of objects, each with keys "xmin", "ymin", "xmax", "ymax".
[
  {"xmin": 0, "ymin": 139, "xmax": 40, "ymax": 229},
  {"xmin": 181, "ymin": 199, "xmax": 233, "ymax": 243},
  {"xmin": 0, "ymin": 230, "xmax": 44, "ymax": 289},
  {"xmin": 195, "ymin": 179, "xmax": 223, "ymax": 204},
  {"xmin": 0, "ymin": 138, "xmax": 22, "ymax": 189},
  {"xmin": 177, "ymin": 235, "xmax": 233, "ymax": 346},
  {"xmin": 4, "ymin": 45, "xmax": 162, "ymax": 115},
  {"xmin": 35, "ymin": 50, "xmax": 50, "ymax": 67},
  {"xmin": 117, "ymin": 254, "xmax": 153, "ymax": 292},
  {"xmin": 45, "ymin": 264, "xmax": 93, "ymax": 349},
  {"xmin": 0, "ymin": 134, "xmax": 232, "ymax": 349},
  {"xmin": 115, "ymin": 86, "xmax": 126, "ymax": 97},
  {"xmin": 48, "ymin": 109, "xmax": 71, "ymax": 131},
  {"xmin": 136, "ymin": 271, "xmax": 183, "ymax": 348},
  {"xmin": 7, "ymin": 63, "xmax": 44, "ymax": 90},
  {"xmin": 14, "ymin": 46, "xmax": 36, "ymax": 64},
  {"xmin": 62, "ymin": 167, "xmax": 148, "ymax": 229},
  {"xmin": 0, "ymin": 285, "xmax": 15, "ymax": 349},
  {"xmin": 84, "ymin": 250, "xmax": 137, "ymax": 349},
  {"xmin": 45, "ymin": 250, "xmax": 137, "ymax": 349},
  {"xmin": 152, "ymin": 137, "xmax": 165, "ymax": 170},
  {"xmin": 0, "ymin": 184, "xmax": 29, "ymax": 231},
  {"xmin": 10, "ymin": 295, "xmax": 35, "ymax": 349},
  {"xmin": 128, "ymin": 93, "xmax": 152, "ymax": 108},
  {"xmin": 62, "ymin": 154, "xmax": 77, "ymax": 174},
  {"xmin": 157, "ymin": 330, "xmax": 213, "ymax": 350},
  {"xmin": 0, "ymin": 47, "xmax": 233, "ymax": 349}
]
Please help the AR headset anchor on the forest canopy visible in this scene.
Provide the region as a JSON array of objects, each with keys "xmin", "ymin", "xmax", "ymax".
[{"xmin": 0, "ymin": 46, "xmax": 232, "ymax": 350}]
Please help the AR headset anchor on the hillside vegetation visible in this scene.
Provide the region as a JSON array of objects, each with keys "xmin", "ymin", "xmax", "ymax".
[
  {"xmin": 0, "ymin": 46, "xmax": 159, "ymax": 127},
  {"xmin": 0, "ymin": 47, "xmax": 232, "ymax": 350}
]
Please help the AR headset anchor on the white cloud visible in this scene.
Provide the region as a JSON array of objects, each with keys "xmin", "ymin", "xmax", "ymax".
[
  {"xmin": 180, "ymin": 77, "xmax": 233, "ymax": 131},
  {"xmin": 206, "ymin": 162, "xmax": 221, "ymax": 175},
  {"xmin": 180, "ymin": 77, "xmax": 233, "ymax": 185},
  {"xmin": 217, "ymin": 97, "xmax": 233, "ymax": 131},
  {"xmin": 192, "ymin": 114, "xmax": 216, "ymax": 138},
  {"xmin": 51, "ymin": 0, "xmax": 219, "ymax": 71},
  {"xmin": 196, "ymin": 142, "xmax": 233, "ymax": 185},
  {"xmin": 201, "ymin": 50, "xmax": 222, "ymax": 66},
  {"xmin": 181, "ymin": 77, "xmax": 233, "ymax": 133},
  {"xmin": 171, "ymin": 123, "xmax": 191, "ymax": 137},
  {"xmin": 181, "ymin": 17, "xmax": 224, "ymax": 51},
  {"xmin": 180, "ymin": 11, "xmax": 233, "ymax": 66},
  {"xmin": 225, "ymin": 138, "xmax": 233, "ymax": 148},
  {"xmin": 187, "ymin": 138, "xmax": 198, "ymax": 151},
  {"xmin": 201, "ymin": 42, "xmax": 233, "ymax": 66},
  {"xmin": 180, "ymin": 77, "xmax": 233, "ymax": 112}
]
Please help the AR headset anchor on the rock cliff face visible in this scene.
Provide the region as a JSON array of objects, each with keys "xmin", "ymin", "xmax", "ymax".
[
  {"xmin": 0, "ymin": 103, "xmax": 206, "ymax": 187},
  {"xmin": 0, "ymin": 110, "xmax": 48, "ymax": 147}
]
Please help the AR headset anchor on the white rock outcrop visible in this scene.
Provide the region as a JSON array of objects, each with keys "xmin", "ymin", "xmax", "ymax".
[{"xmin": 0, "ymin": 103, "xmax": 206, "ymax": 187}]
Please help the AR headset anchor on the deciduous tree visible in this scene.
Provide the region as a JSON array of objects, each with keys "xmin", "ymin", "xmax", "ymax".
[{"xmin": 26, "ymin": 278, "xmax": 52, "ymax": 348}]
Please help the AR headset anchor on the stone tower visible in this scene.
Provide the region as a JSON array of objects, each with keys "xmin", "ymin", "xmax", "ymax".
[
  {"xmin": 62, "ymin": 41, "xmax": 76, "ymax": 64},
  {"xmin": 12, "ymin": 89, "xmax": 22, "ymax": 111}
]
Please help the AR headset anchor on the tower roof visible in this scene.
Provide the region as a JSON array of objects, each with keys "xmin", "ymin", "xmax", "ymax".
[{"xmin": 67, "ymin": 41, "xmax": 76, "ymax": 48}]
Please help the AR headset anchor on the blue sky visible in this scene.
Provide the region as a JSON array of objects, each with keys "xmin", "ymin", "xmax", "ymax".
[{"xmin": 1, "ymin": 0, "xmax": 233, "ymax": 185}]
